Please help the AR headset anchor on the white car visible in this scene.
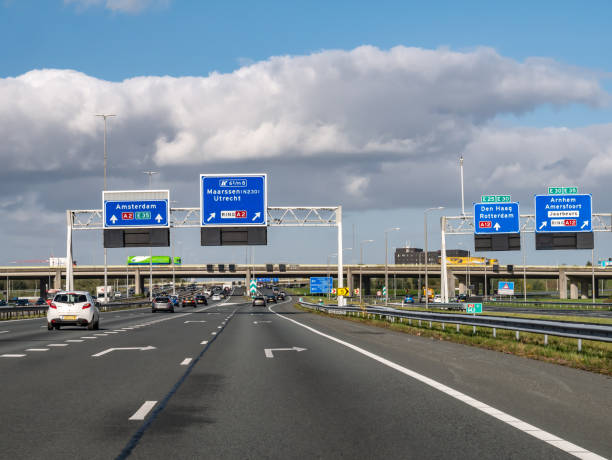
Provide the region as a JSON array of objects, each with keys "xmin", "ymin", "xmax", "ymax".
[
  {"xmin": 211, "ymin": 294, "xmax": 222, "ymax": 301},
  {"xmin": 433, "ymin": 295, "xmax": 443, "ymax": 303},
  {"xmin": 47, "ymin": 291, "xmax": 100, "ymax": 330}
]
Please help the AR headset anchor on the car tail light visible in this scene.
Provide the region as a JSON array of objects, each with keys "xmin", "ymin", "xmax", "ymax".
[
  {"xmin": 82, "ymin": 303, "xmax": 91, "ymax": 309},
  {"xmin": 50, "ymin": 303, "xmax": 57, "ymax": 309}
]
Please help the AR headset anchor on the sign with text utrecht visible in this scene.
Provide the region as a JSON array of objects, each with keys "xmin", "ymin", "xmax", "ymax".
[
  {"xmin": 310, "ymin": 277, "xmax": 333, "ymax": 294},
  {"xmin": 535, "ymin": 194, "xmax": 591, "ymax": 232},
  {"xmin": 474, "ymin": 202, "xmax": 520, "ymax": 234},
  {"xmin": 103, "ymin": 190, "xmax": 169, "ymax": 228},
  {"xmin": 200, "ymin": 174, "xmax": 267, "ymax": 226}
]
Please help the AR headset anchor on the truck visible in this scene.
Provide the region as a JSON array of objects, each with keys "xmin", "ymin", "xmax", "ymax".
[{"xmin": 96, "ymin": 285, "xmax": 114, "ymax": 303}]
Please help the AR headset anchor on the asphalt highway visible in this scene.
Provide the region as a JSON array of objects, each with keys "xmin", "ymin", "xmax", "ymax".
[{"xmin": 0, "ymin": 296, "xmax": 610, "ymax": 459}]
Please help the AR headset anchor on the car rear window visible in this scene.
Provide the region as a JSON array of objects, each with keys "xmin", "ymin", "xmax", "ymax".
[
  {"xmin": 54, "ymin": 294, "xmax": 88, "ymax": 303},
  {"xmin": 155, "ymin": 297, "xmax": 169, "ymax": 302}
]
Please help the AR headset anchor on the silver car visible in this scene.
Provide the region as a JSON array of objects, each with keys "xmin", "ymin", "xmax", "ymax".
[{"xmin": 152, "ymin": 296, "xmax": 174, "ymax": 313}]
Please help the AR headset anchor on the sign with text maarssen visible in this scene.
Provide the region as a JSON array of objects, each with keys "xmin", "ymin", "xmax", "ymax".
[{"xmin": 200, "ymin": 174, "xmax": 267, "ymax": 227}]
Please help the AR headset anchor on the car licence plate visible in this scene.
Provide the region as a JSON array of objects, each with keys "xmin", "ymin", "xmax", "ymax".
[{"xmin": 63, "ymin": 315, "xmax": 77, "ymax": 320}]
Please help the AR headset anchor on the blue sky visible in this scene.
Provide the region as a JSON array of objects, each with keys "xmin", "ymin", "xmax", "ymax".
[{"xmin": 1, "ymin": 0, "xmax": 612, "ymax": 267}]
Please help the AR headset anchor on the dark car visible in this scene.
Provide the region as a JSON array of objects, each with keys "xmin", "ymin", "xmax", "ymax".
[
  {"xmin": 182, "ymin": 296, "xmax": 196, "ymax": 307},
  {"xmin": 0, "ymin": 299, "xmax": 6, "ymax": 306},
  {"xmin": 195, "ymin": 295, "xmax": 208, "ymax": 305},
  {"xmin": 252, "ymin": 296, "xmax": 266, "ymax": 307},
  {"xmin": 35, "ymin": 297, "xmax": 46, "ymax": 305},
  {"xmin": 16, "ymin": 299, "xmax": 29, "ymax": 306},
  {"xmin": 276, "ymin": 292, "xmax": 286, "ymax": 300},
  {"xmin": 265, "ymin": 294, "xmax": 277, "ymax": 304}
]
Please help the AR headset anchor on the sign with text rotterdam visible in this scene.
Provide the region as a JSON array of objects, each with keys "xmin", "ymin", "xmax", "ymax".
[
  {"xmin": 103, "ymin": 190, "xmax": 169, "ymax": 229},
  {"xmin": 474, "ymin": 202, "xmax": 519, "ymax": 234}
]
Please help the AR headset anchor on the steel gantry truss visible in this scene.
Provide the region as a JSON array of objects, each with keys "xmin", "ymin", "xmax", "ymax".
[
  {"xmin": 65, "ymin": 206, "xmax": 346, "ymax": 304},
  {"xmin": 439, "ymin": 213, "xmax": 612, "ymax": 302}
]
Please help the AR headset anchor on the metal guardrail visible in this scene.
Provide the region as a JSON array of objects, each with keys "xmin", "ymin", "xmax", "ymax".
[
  {"xmin": 298, "ymin": 301, "xmax": 612, "ymax": 350},
  {"xmin": 0, "ymin": 300, "xmax": 151, "ymax": 321}
]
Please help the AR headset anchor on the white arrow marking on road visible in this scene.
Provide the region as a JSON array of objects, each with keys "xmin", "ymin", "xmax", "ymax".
[
  {"xmin": 207, "ymin": 212, "xmax": 215, "ymax": 222},
  {"xmin": 264, "ymin": 347, "xmax": 307, "ymax": 358},
  {"xmin": 110, "ymin": 215, "xmax": 118, "ymax": 224},
  {"xmin": 155, "ymin": 214, "xmax": 163, "ymax": 223},
  {"xmin": 92, "ymin": 345, "xmax": 156, "ymax": 357},
  {"xmin": 581, "ymin": 220, "xmax": 589, "ymax": 229},
  {"xmin": 184, "ymin": 320, "xmax": 207, "ymax": 323},
  {"xmin": 493, "ymin": 222, "xmax": 501, "ymax": 231},
  {"xmin": 253, "ymin": 321, "xmax": 272, "ymax": 324},
  {"xmin": 539, "ymin": 221, "xmax": 547, "ymax": 230},
  {"xmin": 252, "ymin": 212, "xmax": 261, "ymax": 222}
]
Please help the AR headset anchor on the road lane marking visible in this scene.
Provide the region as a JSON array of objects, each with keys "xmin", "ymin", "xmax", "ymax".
[
  {"xmin": 264, "ymin": 347, "xmax": 307, "ymax": 358},
  {"xmin": 92, "ymin": 346, "xmax": 156, "ymax": 357},
  {"xmin": 0, "ymin": 330, "xmax": 9, "ymax": 334},
  {"xmin": 217, "ymin": 326, "xmax": 222, "ymax": 329},
  {"xmin": 113, "ymin": 330, "xmax": 125, "ymax": 332},
  {"xmin": 47, "ymin": 344, "xmax": 68, "ymax": 347},
  {"xmin": 269, "ymin": 304, "xmax": 606, "ymax": 460},
  {"xmin": 200, "ymin": 341, "xmax": 208, "ymax": 345},
  {"xmin": 1, "ymin": 354, "xmax": 26, "ymax": 358},
  {"xmin": 94, "ymin": 333, "xmax": 108, "ymax": 336},
  {"xmin": 184, "ymin": 321, "xmax": 207, "ymax": 323},
  {"xmin": 66, "ymin": 339, "xmax": 84, "ymax": 343},
  {"xmin": 211, "ymin": 332, "xmax": 217, "ymax": 335},
  {"xmin": 129, "ymin": 401, "xmax": 157, "ymax": 420},
  {"xmin": 81, "ymin": 336, "xmax": 97, "ymax": 339},
  {"xmin": 26, "ymin": 348, "xmax": 49, "ymax": 351},
  {"xmin": 105, "ymin": 331, "xmax": 119, "ymax": 334},
  {"xmin": 180, "ymin": 358, "xmax": 192, "ymax": 366}
]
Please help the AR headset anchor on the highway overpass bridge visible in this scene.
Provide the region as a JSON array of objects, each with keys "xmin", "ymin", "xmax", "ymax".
[{"xmin": 2, "ymin": 263, "xmax": 610, "ymax": 300}]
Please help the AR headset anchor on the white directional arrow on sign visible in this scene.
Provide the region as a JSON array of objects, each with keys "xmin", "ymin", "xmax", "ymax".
[
  {"xmin": 264, "ymin": 347, "xmax": 307, "ymax": 358},
  {"xmin": 110, "ymin": 215, "xmax": 118, "ymax": 224},
  {"xmin": 539, "ymin": 222, "xmax": 547, "ymax": 230},
  {"xmin": 581, "ymin": 220, "xmax": 589, "ymax": 229},
  {"xmin": 493, "ymin": 222, "xmax": 501, "ymax": 231},
  {"xmin": 207, "ymin": 212, "xmax": 215, "ymax": 222},
  {"xmin": 155, "ymin": 214, "xmax": 163, "ymax": 223},
  {"xmin": 92, "ymin": 346, "xmax": 156, "ymax": 357},
  {"xmin": 252, "ymin": 212, "xmax": 261, "ymax": 222}
]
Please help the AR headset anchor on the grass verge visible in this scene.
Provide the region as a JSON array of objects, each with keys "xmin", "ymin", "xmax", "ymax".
[{"xmin": 294, "ymin": 303, "xmax": 612, "ymax": 376}]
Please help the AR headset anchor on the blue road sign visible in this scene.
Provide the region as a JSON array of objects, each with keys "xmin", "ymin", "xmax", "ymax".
[
  {"xmin": 498, "ymin": 281, "xmax": 514, "ymax": 295},
  {"xmin": 257, "ymin": 277, "xmax": 279, "ymax": 283},
  {"xmin": 104, "ymin": 199, "xmax": 168, "ymax": 228},
  {"xmin": 474, "ymin": 202, "xmax": 520, "ymax": 234},
  {"xmin": 310, "ymin": 277, "xmax": 333, "ymax": 294},
  {"xmin": 535, "ymin": 194, "xmax": 592, "ymax": 232},
  {"xmin": 200, "ymin": 174, "xmax": 267, "ymax": 226}
]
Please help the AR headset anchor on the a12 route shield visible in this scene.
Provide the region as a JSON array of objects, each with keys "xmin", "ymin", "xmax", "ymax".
[
  {"xmin": 534, "ymin": 194, "xmax": 592, "ymax": 233},
  {"xmin": 200, "ymin": 174, "xmax": 267, "ymax": 226},
  {"xmin": 473, "ymin": 202, "xmax": 520, "ymax": 234}
]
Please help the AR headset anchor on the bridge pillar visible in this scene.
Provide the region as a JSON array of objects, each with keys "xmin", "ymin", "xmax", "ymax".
[
  {"xmin": 134, "ymin": 269, "xmax": 142, "ymax": 296},
  {"xmin": 569, "ymin": 278, "xmax": 579, "ymax": 300},
  {"xmin": 558, "ymin": 271, "xmax": 567, "ymax": 299},
  {"xmin": 446, "ymin": 270, "xmax": 456, "ymax": 298},
  {"xmin": 245, "ymin": 267, "xmax": 251, "ymax": 293},
  {"xmin": 39, "ymin": 278, "xmax": 48, "ymax": 298},
  {"xmin": 580, "ymin": 280, "xmax": 589, "ymax": 299},
  {"xmin": 346, "ymin": 266, "xmax": 353, "ymax": 294},
  {"xmin": 362, "ymin": 276, "xmax": 372, "ymax": 295},
  {"xmin": 457, "ymin": 275, "xmax": 467, "ymax": 295},
  {"xmin": 53, "ymin": 269, "xmax": 62, "ymax": 290}
]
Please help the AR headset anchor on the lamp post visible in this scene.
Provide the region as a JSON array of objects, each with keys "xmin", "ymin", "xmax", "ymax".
[
  {"xmin": 424, "ymin": 207, "xmax": 444, "ymax": 309},
  {"xmin": 170, "ymin": 200, "xmax": 179, "ymax": 296},
  {"xmin": 360, "ymin": 239, "xmax": 374, "ymax": 305},
  {"xmin": 143, "ymin": 171, "xmax": 158, "ymax": 301},
  {"xmin": 96, "ymin": 114, "xmax": 116, "ymax": 305},
  {"xmin": 384, "ymin": 227, "xmax": 400, "ymax": 305}
]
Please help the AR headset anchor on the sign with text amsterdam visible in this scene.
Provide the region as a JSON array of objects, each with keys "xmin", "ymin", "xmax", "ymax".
[
  {"xmin": 200, "ymin": 174, "xmax": 267, "ymax": 226},
  {"xmin": 103, "ymin": 190, "xmax": 169, "ymax": 228},
  {"xmin": 535, "ymin": 193, "xmax": 592, "ymax": 232},
  {"xmin": 474, "ymin": 202, "xmax": 519, "ymax": 234}
]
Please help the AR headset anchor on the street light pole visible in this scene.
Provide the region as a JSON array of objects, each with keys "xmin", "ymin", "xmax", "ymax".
[
  {"xmin": 360, "ymin": 239, "xmax": 374, "ymax": 305},
  {"xmin": 143, "ymin": 171, "xmax": 158, "ymax": 301},
  {"xmin": 96, "ymin": 114, "xmax": 116, "ymax": 305},
  {"xmin": 384, "ymin": 227, "xmax": 400, "ymax": 305},
  {"xmin": 424, "ymin": 207, "xmax": 444, "ymax": 309}
]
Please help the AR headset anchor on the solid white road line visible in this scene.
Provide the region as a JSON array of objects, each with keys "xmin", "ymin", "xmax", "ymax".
[
  {"xmin": 129, "ymin": 401, "xmax": 157, "ymax": 420},
  {"xmin": 180, "ymin": 358, "xmax": 192, "ymax": 366},
  {"xmin": 1, "ymin": 354, "xmax": 26, "ymax": 358},
  {"xmin": 26, "ymin": 348, "xmax": 49, "ymax": 352},
  {"xmin": 47, "ymin": 344, "xmax": 68, "ymax": 347},
  {"xmin": 269, "ymin": 305, "xmax": 607, "ymax": 460}
]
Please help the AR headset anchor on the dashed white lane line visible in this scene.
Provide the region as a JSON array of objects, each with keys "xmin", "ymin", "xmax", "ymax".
[
  {"xmin": 113, "ymin": 330, "xmax": 125, "ymax": 332},
  {"xmin": 122, "ymin": 327, "xmax": 135, "ymax": 330},
  {"xmin": 270, "ymin": 306, "xmax": 606, "ymax": 460},
  {"xmin": 26, "ymin": 348, "xmax": 49, "ymax": 352},
  {"xmin": 1, "ymin": 354, "xmax": 25, "ymax": 358},
  {"xmin": 81, "ymin": 336, "xmax": 97, "ymax": 339},
  {"xmin": 217, "ymin": 326, "xmax": 222, "ymax": 329},
  {"xmin": 211, "ymin": 332, "xmax": 217, "ymax": 335},
  {"xmin": 105, "ymin": 331, "xmax": 119, "ymax": 334},
  {"xmin": 180, "ymin": 358, "xmax": 192, "ymax": 366},
  {"xmin": 66, "ymin": 340, "xmax": 84, "ymax": 343},
  {"xmin": 200, "ymin": 341, "xmax": 208, "ymax": 345},
  {"xmin": 129, "ymin": 401, "xmax": 157, "ymax": 421},
  {"xmin": 0, "ymin": 330, "xmax": 9, "ymax": 334},
  {"xmin": 94, "ymin": 334, "xmax": 108, "ymax": 336},
  {"xmin": 47, "ymin": 344, "xmax": 68, "ymax": 347}
]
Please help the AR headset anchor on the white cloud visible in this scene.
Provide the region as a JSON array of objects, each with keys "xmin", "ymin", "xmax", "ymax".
[{"xmin": 65, "ymin": 0, "xmax": 171, "ymax": 13}]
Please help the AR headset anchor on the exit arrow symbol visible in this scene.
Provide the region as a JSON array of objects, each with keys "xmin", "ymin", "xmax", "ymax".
[
  {"xmin": 155, "ymin": 214, "xmax": 163, "ymax": 223},
  {"xmin": 539, "ymin": 221, "xmax": 547, "ymax": 230},
  {"xmin": 207, "ymin": 212, "xmax": 215, "ymax": 222},
  {"xmin": 253, "ymin": 321, "xmax": 272, "ymax": 324},
  {"xmin": 493, "ymin": 222, "xmax": 501, "ymax": 231},
  {"xmin": 581, "ymin": 220, "xmax": 589, "ymax": 229},
  {"xmin": 110, "ymin": 215, "xmax": 118, "ymax": 224},
  {"xmin": 92, "ymin": 345, "xmax": 156, "ymax": 357},
  {"xmin": 252, "ymin": 212, "xmax": 261, "ymax": 222},
  {"xmin": 264, "ymin": 347, "xmax": 307, "ymax": 358}
]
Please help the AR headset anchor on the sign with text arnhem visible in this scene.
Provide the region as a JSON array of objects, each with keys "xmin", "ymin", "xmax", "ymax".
[
  {"xmin": 535, "ymin": 194, "xmax": 592, "ymax": 232},
  {"xmin": 103, "ymin": 190, "xmax": 169, "ymax": 229},
  {"xmin": 200, "ymin": 174, "xmax": 267, "ymax": 227}
]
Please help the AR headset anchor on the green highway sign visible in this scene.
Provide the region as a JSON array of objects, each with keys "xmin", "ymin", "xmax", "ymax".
[
  {"xmin": 548, "ymin": 186, "xmax": 578, "ymax": 195},
  {"xmin": 135, "ymin": 211, "xmax": 151, "ymax": 220},
  {"xmin": 481, "ymin": 195, "xmax": 511, "ymax": 203},
  {"xmin": 466, "ymin": 303, "xmax": 483, "ymax": 314}
]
